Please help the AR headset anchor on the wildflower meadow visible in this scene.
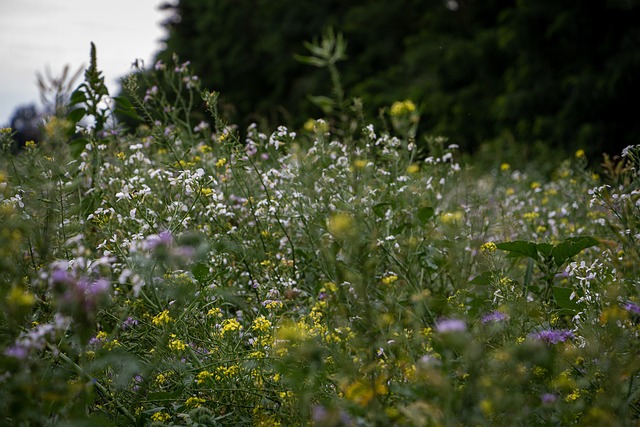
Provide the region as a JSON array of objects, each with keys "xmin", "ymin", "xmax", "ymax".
[{"xmin": 1, "ymin": 42, "xmax": 640, "ymax": 426}]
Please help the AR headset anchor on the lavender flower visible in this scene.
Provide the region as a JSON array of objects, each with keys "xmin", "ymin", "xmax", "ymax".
[
  {"xmin": 623, "ymin": 302, "xmax": 640, "ymax": 316},
  {"xmin": 481, "ymin": 311, "xmax": 510, "ymax": 324},
  {"xmin": 541, "ymin": 393, "xmax": 557, "ymax": 405},
  {"xmin": 435, "ymin": 318, "xmax": 466, "ymax": 333},
  {"xmin": 122, "ymin": 316, "xmax": 139, "ymax": 329},
  {"xmin": 529, "ymin": 329, "xmax": 574, "ymax": 344}
]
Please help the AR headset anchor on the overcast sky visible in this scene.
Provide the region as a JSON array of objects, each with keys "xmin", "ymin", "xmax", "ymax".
[{"xmin": 0, "ymin": 0, "xmax": 169, "ymax": 125}]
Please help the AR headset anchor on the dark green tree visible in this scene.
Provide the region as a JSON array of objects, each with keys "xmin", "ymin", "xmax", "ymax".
[{"xmin": 149, "ymin": 0, "xmax": 640, "ymax": 157}]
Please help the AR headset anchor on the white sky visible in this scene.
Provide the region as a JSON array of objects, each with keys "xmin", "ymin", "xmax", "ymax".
[{"xmin": 0, "ymin": 0, "xmax": 170, "ymax": 125}]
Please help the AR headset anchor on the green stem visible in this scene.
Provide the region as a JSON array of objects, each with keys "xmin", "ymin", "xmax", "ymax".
[{"xmin": 48, "ymin": 344, "xmax": 136, "ymax": 423}]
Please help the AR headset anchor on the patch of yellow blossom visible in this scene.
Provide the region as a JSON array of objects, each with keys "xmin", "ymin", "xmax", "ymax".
[
  {"xmin": 152, "ymin": 310, "xmax": 173, "ymax": 326},
  {"xmin": 196, "ymin": 370, "xmax": 213, "ymax": 385},
  {"xmin": 185, "ymin": 396, "xmax": 206, "ymax": 409},
  {"xmin": 390, "ymin": 100, "xmax": 416, "ymax": 117},
  {"xmin": 150, "ymin": 411, "xmax": 170, "ymax": 422},
  {"xmin": 251, "ymin": 315, "xmax": 272, "ymax": 333},
  {"xmin": 381, "ymin": 275, "xmax": 398, "ymax": 286},
  {"xmin": 480, "ymin": 242, "xmax": 497, "ymax": 253},
  {"xmin": 327, "ymin": 212, "xmax": 355, "ymax": 237},
  {"xmin": 7, "ymin": 287, "xmax": 35, "ymax": 307},
  {"xmin": 207, "ymin": 307, "xmax": 223, "ymax": 318},
  {"xmin": 220, "ymin": 318, "xmax": 243, "ymax": 335},
  {"xmin": 168, "ymin": 334, "xmax": 187, "ymax": 352},
  {"xmin": 344, "ymin": 376, "xmax": 388, "ymax": 407}
]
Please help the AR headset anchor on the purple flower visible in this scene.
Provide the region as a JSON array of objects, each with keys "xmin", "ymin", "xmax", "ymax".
[
  {"xmin": 88, "ymin": 278, "xmax": 111, "ymax": 295},
  {"xmin": 623, "ymin": 302, "xmax": 640, "ymax": 316},
  {"xmin": 435, "ymin": 318, "xmax": 466, "ymax": 333},
  {"xmin": 122, "ymin": 316, "xmax": 139, "ymax": 329},
  {"xmin": 4, "ymin": 344, "xmax": 28, "ymax": 359},
  {"xmin": 529, "ymin": 329, "xmax": 574, "ymax": 344},
  {"xmin": 51, "ymin": 269, "xmax": 73, "ymax": 285},
  {"xmin": 481, "ymin": 311, "xmax": 510, "ymax": 324},
  {"xmin": 541, "ymin": 393, "xmax": 557, "ymax": 405}
]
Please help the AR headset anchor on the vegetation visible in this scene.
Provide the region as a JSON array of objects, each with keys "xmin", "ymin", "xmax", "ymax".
[
  {"xmin": 156, "ymin": 0, "xmax": 640, "ymax": 159},
  {"xmin": 1, "ymin": 39, "xmax": 640, "ymax": 426}
]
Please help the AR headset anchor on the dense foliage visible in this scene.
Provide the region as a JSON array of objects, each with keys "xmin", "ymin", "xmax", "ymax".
[
  {"xmin": 1, "ymin": 50, "xmax": 640, "ymax": 426},
  {"xmin": 157, "ymin": 0, "xmax": 640, "ymax": 158}
]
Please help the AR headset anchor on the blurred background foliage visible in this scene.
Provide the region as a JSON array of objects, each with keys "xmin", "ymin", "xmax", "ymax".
[{"xmin": 138, "ymin": 0, "xmax": 637, "ymax": 159}]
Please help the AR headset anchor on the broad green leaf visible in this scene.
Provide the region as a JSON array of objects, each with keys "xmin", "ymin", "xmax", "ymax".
[
  {"xmin": 496, "ymin": 241, "xmax": 538, "ymax": 260},
  {"xmin": 113, "ymin": 96, "xmax": 142, "ymax": 121},
  {"xmin": 70, "ymin": 88, "xmax": 87, "ymax": 105},
  {"xmin": 536, "ymin": 243, "xmax": 553, "ymax": 257},
  {"xmin": 552, "ymin": 286, "xmax": 582, "ymax": 312},
  {"xmin": 67, "ymin": 107, "xmax": 86, "ymax": 124},
  {"xmin": 552, "ymin": 236, "xmax": 600, "ymax": 267},
  {"xmin": 417, "ymin": 206, "xmax": 435, "ymax": 224}
]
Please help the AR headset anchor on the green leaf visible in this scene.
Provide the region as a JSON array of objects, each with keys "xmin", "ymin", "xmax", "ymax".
[
  {"xmin": 552, "ymin": 236, "xmax": 600, "ymax": 267},
  {"xmin": 552, "ymin": 286, "xmax": 581, "ymax": 312},
  {"xmin": 536, "ymin": 243, "xmax": 553, "ymax": 257},
  {"xmin": 69, "ymin": 137, "xmax": 89, "ymax": 158},
  {"xmin": 469, "ymin": 271, "xmax": 494, "ymax": 286},
  {"xmin": 417, "ymin": 206, "xmax": 435, "ymax": 225},
  {"xmin": 67, "ymin": 107, "xmax": 86, "ymax": 124},
  {"xmin": 496, "ymin": 240, "xmax": 538, "ymax": 260},
  {"xmin": 373, "ymin": 202, "xmax": 393, "ymax": 219},
  {"xmin": 70, "ymin": 88, "xmax": 87, "ymax": 105},
  {"xmin": 307, "ymin": 95, "xmax": 334, "ymax": 114},
  {"xmin": 191, "ymin": 262, "xmax": 210, "ymax": 283}
]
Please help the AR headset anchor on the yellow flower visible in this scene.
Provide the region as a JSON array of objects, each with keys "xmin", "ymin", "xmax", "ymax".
[
  {"xmin": 480, "ymin": 399, "xmax": 493, "ymax": 416},
  {"xmin": 327, "ymin": 212, "xmax": 355, "ymax": 237},
  {"xmin": 185, "ymin": 396, "xmax": 206, "ymax": 409},
  {"xmin": 0, "ymin": 127, "xmax": 12, "ymax": 134},
  {"xmin": 381, "ymin": 275, "xmax": 398, "ymax": 286},
  {"xmin": 200, "ymin": 187, "xmax": 213, "ymax": 196},
  {"xmin": 168, "ymin": 334, "xmax": 187, "ymax": 352},
  {"xmin": 441, "ymin": 211, "xmax": 464, "ymax": 224},
  {"xmin": 116, "ymin": 151, "xmax": 125, "ymax": 160},
  {"xmin": 25, "ymin": 140, "xmax": 36, "ymax": 148},
  {"xmin": 151, "ymin": 411, "xmax": 170, "ymax": 422},
  {"xmin": 152, "ymin": 310, "xmax": 173, "ymax": 326},
  {"xmin": 220, "ymin": 318, "xmax": 243, "ymax": 335},
  {"xmin": 216, "ymin": 157, "xmax": 227, "ymax": 168},
  {"xmin": 480, "ymin": 242, "xmax": 497, "ymax": 253},
  {"xmin": 251, "ymin": 315, "xmax": 272, "ymax": 333},
  {"xmin": 196, "ymin": 370, "xmax": 213, "ymax": 385},
  {"xmin": 353, "ymin": 159, "xmax": 368, "ymax": 170},
  {"xmin": 207, "ymin": 307, "xmax": 223, "ymax": 318},
  {"xmin": 303, "ymin": 118, "xmax": 316, "ymax": 132},
  {"xmin": 344, "ymin": 377, "xmax": 388, "ymax": 407},
  {"xmin": 500, "ymin": 163, "xmax": 510, "ymax": 171},
  {"xmin": 406, "ymin": 163, "xmax": 420, "ymax": 174},
  {"xmin": 565, "ymin": 389, "xmax": 581, "ymax": 402},
  {"xmin": 575, "ymin": 149, "xmax": 586, "ymax": 159},
  {"xmin": 390, "ymin": 100, "xmax": 416, "ymax": 116},
  {"xmin": 530, "ymin": 181, "xmax": 541, "ymax": 190},
  {"xmin": 7, "ymin": 287, "xmax": 35, "ymax": 307}
]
